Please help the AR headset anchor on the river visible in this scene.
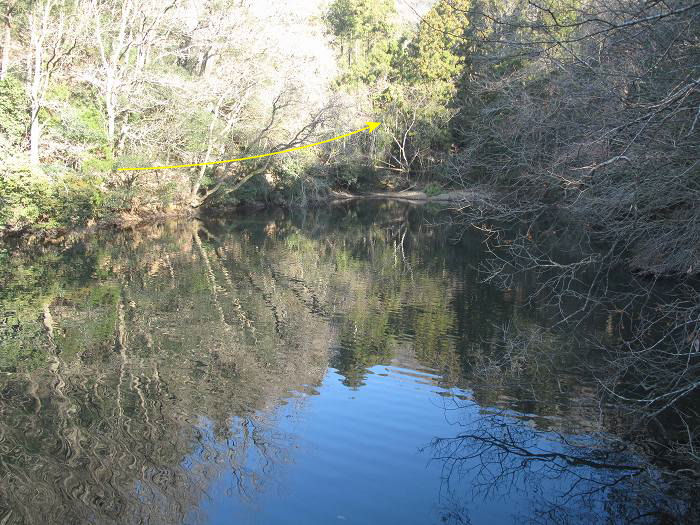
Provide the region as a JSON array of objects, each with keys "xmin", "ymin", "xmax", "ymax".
[{"xmin": 0, "ymin": 201, "xmax": 683, "ymax": 524}]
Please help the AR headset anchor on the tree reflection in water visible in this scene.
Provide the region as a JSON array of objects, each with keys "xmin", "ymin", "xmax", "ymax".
[
  {"xmin": 0, "ymin": 201, "xmax": 694, "ymax": 524},
  {"xmin": 429, "ymin": 400, "xmax": 694, "ymax": 524},
  {"xmin": 0, "ymin": 215, "xmax": 334, "ymax": 523}
]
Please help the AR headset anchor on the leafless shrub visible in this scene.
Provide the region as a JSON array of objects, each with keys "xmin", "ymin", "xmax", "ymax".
[{"xmin": 444, "ymin": 0, "xmax": 700, "ymax": 499}]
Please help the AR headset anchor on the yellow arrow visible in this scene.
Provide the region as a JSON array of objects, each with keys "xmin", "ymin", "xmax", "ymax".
[{"xmin": 118, "ymin": 121, "xmax": 381, "ymax": 171}]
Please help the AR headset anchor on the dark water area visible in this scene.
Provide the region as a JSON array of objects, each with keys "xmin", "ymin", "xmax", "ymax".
[{"xmin": 0, "ymin": 202, "xmax": 685, "ymax": 524}]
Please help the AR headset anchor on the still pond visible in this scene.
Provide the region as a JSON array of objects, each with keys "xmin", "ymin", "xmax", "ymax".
[{"xmin": 0, "ymin": 202, "xmax": 671, "ymax": 524}]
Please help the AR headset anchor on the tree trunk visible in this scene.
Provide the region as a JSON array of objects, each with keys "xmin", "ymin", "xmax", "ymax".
[
  {"xmin": 30, "ymin": 105, "xmax": 40, "ymax": 164},
  {"xmin": 1, "ymin": 14, "xmax": 10, "ymax": 80},
  {"xmin": 29, "ymin": 26, "xmax": 42, "ymax": 166},
  {"xmin": 198, "ymin": 47, "xmax": 211, "ymax": 76},
  {"xmin": 190, "ymin": 171, "xmax": 204, "ymax": 206},
  {"xmin": 105, "ymin": 68, "xmax": 116, "ymax": 147},
  {"xmin": 106, "ymin": 94, "xmax": 115, "ymax": 147}
]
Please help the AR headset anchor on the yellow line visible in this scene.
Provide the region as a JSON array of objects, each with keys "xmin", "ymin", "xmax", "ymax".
[{"xmin": 118, "ymin": 121, "xmax": 381, "ymax": 171}]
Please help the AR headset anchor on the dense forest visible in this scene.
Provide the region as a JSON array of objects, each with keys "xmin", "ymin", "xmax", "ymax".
[
  {"xmin": 2, "ymin": 0, "xmax": 697, "ymax": 251},
  {"xmin": 1, "ymin": 0, "xmax": 700, "ymax": 520}
]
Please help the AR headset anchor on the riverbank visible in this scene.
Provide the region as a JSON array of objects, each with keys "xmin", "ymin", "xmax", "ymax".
[
  {"xmin": 1, "ymin": 186, "xmax": 491, "ymax": 247},
  {"xmin": 329, "ymin": 189, "xmax": 490, "ymax": 205},
  {"xmin": 0, "ymin": 208, "xmax": 195, "ymax": 247},
  {"xmin": 0, "ymin": 201, "xmax": 694, "ymax": 524}
]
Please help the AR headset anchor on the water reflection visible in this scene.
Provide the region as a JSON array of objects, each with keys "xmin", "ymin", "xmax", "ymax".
[
  {"xmin": 432, "ymin": 400, "xmax": 700, "ymax": 524},
  {"xmin": 0, "ymin": 202, "xmax": 682, "ymax": 523}
]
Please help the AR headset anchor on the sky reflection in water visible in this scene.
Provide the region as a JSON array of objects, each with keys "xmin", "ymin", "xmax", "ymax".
[{"xmin": 0, "ymin": 202, "xmax": 660, "ymax": 524}]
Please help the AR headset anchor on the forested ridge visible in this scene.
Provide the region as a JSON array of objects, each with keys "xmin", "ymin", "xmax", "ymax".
[
  {"xmin": 2, "ymin": 0, "xmax": 700, "ymax": 518},
  {"xmin": 0, "ymin": 0, "xmax": 697, "ymax": 277},
  {"xmin": 2, "ymin": 0, "xmax": 697, "ymax": 260}
]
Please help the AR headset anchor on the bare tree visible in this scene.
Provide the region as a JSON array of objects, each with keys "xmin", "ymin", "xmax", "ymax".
[
  {"xmin": 87, "ymin": 0, "xmax": 177, "ymax": 152},
  {"xmin": 0, "ymin": 0, "xmax": 24, "ymax": 80},
  {"xmin": 26, "ymin": 0, "xmax": 79, "ymax": 165},
  {"xmin": 191, "ymin": 96, "xmax": 339, "ymax": 207},
  {"xmin": 438, "ymin": 0, "xmax": 700, "ymax": 502}
]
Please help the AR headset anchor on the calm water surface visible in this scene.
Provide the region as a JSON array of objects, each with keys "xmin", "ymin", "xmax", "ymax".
[{"xmin": 0, "ymin": 202, "xmax": 667, "ymax": 524}]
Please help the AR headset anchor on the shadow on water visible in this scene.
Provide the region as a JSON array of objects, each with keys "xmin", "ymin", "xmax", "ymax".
[{"xmin": 0, "ymin": 201, "xmax": 692, "ymax": 524}]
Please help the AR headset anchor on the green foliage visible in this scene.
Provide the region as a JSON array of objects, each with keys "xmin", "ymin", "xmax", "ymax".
[
  {"xmin": 329, "ymin": 164, "xmax": 376, "ymax": 191},
  {"xmin": 0, "ymin": 171, "xmax": 58, "ymax": 231},
  {"xmin": 324, "ymin": 0, "xmax": 469, "ymax": 182},
  {"xmin": 325, "ymin": 0, "xmax": 398, "ymax": 86},
  {"xmin": 0, "ymin": 75, "xmax": 29, "ymax": 146},
  {"xmin": 45, "ymin": 83, "xmax": 109, "ymax": 147},
  {"xmin": 115, "ymin": 154, "xmax": 152, "ymax": 171},
  {"xmin": 223, "ymin": 173, "xmax": 271, "ymax": 205},
  {"xmin": 0, "ymin": 137, "xmax": 55, "ymax": 230},
  {"xmin": 181, "ymin": 109, "xmax": 214, "ymax": 153},
  {"xmin": 0, "ymin": 170, "xmax": 106, "ymax": 232},
  {"xmin": 324, "ymin": 0, "xmax": 395, "ymax": 42},
  {"xmin": 424, "ymin": 182, "xmax": 443, "ymax": 196},
  {"xmin": 52, "ymin": 174, "xmax": 104, "ymax": 226},
  {"xmin": 408, "ymin": 0, "xmax": 471, "ymax": 99},
  {"xmin": 0, "ymin": 130, "xmax": 105, "ymax": 232},
  {"xmin": 345, "ymin": 38, "xmax": 399, "ymax": 85},
  {"xmin": 155, "ymin": 180, "xmax": 179, "ymax": 207},
  {"xmin": 100, "ymin": 186, "xmax": 137, "ymax": 215},
  {"xmin": 383, "ymin": 83, "xmax": 456, "ymax": 149},
  {"xmin": 81, "ymin": 153, "xmax": 114, "ymax": 174}
]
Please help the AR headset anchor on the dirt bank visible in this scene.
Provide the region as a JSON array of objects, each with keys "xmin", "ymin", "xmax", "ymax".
[{"xmin": 329, "ymin": 189, "xmax": 488, "ymax": 204}]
